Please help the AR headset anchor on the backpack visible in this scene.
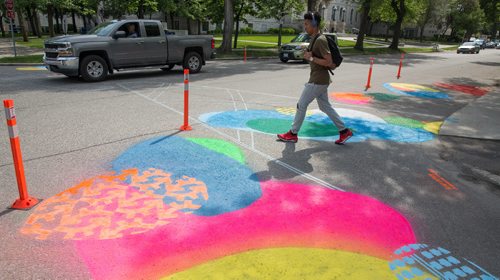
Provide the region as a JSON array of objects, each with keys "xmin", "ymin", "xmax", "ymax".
[{"xmin": 309, "ymin": 34, "xmax": 343, "ymax": 75}]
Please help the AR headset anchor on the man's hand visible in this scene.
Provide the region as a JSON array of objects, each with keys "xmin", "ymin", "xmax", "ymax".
[{"xmin": 304, "ymin": 51, "xmax": 313, "ymax": 61}]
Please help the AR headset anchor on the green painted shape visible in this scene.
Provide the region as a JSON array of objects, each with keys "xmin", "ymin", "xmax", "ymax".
[
  {"xmin": 384, "ymin": 117, "xmax": 424, "ymax": 129},
  {"xmin": 366, "ymin": 93, "xmax": 400, "ymax": 102},
  {"xmin": 247, "ymin": 119, "xmax": 339, "ymax": 137},
  {"xmin": 186, "ymin": 138, "xmax": 246, "ymax": 164}
]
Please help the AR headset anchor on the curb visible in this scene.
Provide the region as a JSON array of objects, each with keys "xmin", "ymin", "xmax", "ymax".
[
  {"xmin": 462, "ymin": 163, "xmax": 500, "ymax": 188},
  {"xmin": 0, "ymin": 63, "xmax": 44, "ymax": 66}
]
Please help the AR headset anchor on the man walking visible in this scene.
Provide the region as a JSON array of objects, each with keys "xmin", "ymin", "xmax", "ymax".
[{"xmin": 277, "ymin": 11, "xmax": 353, "ymax": 145}]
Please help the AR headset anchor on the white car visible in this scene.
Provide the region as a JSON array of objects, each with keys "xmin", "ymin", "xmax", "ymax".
[{"xmin": 457, "ymin": 42, "xmax": 480, "ymax": 54}]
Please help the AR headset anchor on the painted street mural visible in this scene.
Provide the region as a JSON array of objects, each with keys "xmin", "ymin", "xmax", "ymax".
[
  {"xmin": 330, "ymin": 92, "xmax": 401, "ymax": 105},
  {"xmin": 20, "ymin": 136, "xmax": 497, "ymax": 279},
  {"xmin": 433, "ymin": 83, "xmax": 489, "ymax": 97},
  {"xmin": 384, "ymin": 83, "xmax": 450, "ymax": 99},
  {"xmin": 199, "ymin": 108, "xmax": 436, "ymax": 143}
]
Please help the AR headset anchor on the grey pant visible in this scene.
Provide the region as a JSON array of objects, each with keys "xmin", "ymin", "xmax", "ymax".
[{"xmin": 291, "ymin": 83, "xmax": 346, "ymax": 134}]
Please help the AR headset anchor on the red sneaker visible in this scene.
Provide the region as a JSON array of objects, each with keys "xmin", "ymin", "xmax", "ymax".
[
  {"xmin": 335, "ymin": 128, "xmax": 353, "ymax": 145},
  {"xmin": 277, "ymin": 130, "xmax": 298, "ymax": 143}
]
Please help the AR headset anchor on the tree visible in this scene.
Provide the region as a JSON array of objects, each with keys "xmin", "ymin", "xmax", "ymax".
[
  {"xmin": 256, "ymin": 0, "xmax": 304, "ymax": 47},
  {"xmin": 220, "ymin": 0, "xmax": 234, "ymax": 53},
  {"xmin": 480, "ymin": 0, "xmax": 499, "ymax": 39},
  {"xmin": 233, "ymin": 0, "xmax": 257, "ymax": 48},
  {"xmin": 447, "ymin": 0, "xmax": 485, "ymax": 41},
  {"xmin": 388, "ymin": 0, "xmax": 406, "ymax": 49},
  {"xmin": 354, "ymin": 0, "xmax": 372, "ymax": 50},
  {"xmin": 416, "ymin": 0, "xmax": 447, "ymax": 41}
]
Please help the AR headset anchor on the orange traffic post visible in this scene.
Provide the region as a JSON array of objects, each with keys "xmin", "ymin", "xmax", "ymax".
[
  {"xmin": 365, "ymin": 57, "xmax": 375, "ymax": 91},
  {"xmin": 180, "ymin": 69, "xmax": 192, "ymax": 131},
  {"xmin": 244, "ymin": 46, "xmax": 247, "ymax": 62},
  {"xmin": 3, "ymin": 99, "xmax": 39, "ymax": 210},
  {"xmin": 397, "ymin": 52, "xmax": 405, "ymax": 79}
]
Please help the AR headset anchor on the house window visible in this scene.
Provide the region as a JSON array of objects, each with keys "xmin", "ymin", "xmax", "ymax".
[{"xmin": 332, "ymin": 7, "xmax": 337, "ymax": 21}]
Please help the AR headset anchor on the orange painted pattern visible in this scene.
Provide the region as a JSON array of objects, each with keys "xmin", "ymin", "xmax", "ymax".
[
  {"xmin": 428, "ymin": 169, "xmax": 457, "ymax": 190},
  {"xmin": 21, "ymin": 168, "xmax": 208, "ymax": 240}
]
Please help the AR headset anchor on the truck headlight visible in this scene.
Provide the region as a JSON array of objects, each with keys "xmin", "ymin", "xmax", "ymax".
[
  {"xmin": 58, "ymin": 48, "xmax": 74, "ymax": 57},
  {"xmin": 295, "ymin": 46, "xmax": 303, "ymax": 50}
]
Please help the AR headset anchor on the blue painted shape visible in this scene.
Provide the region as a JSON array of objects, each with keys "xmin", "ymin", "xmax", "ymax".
[
  {"xmin": 447, "ymin": 256, "xmax": 460, "ymax": 265},
  {"xmin": 480, "ymin": 276, "xmax": 496, "ymax": 280},
  {"xmin": 201, "ymin": 110, "xmax": 435, "ymax": 144},
  {"xmin": 409, "ymin": 244, "xmax": 421, "ymax": 250},
  {"xmin": 461, "ymin": 266, "xmax": 475, "ymax": 275},
  {"xmin": 395, "ymin": 249, "xmax": 403, "ymax": 255},
  {"xmin": 397, "ymin": 274, "xmax": 405, "ymax": 280},
  {"xmin": 422, "ymin": 251, "xmax": 434, "ymax": 259},
  {"xmin": 443, "ymin": 271, "xmax": 458, "ymax": 280},
  {"xmin": 453, "ymin": 268, "xmax": 467, "ymax": 277},
  {"xmin": 394, "ymin": 259, "xmax": 405, "ymax": 267},
  {"xmin": 438, "ymin": 247, "xmax": 451, "ymax": 254},
  {"xmin": 402, "ymin": 246, "xmax": 411, "ymax": 252},
  {"xmin": 403, "ymin": 257, "xmax": 415, "ymax": 265},
  {"xmin": 430, "ymin": 261, "xmax": 443, "ymax": 270},
  {"xmin": 112, "ymin": 136, "xmax": 262, "ymax": 216},
  {"xmin": 411, "ymin": 267, "xmax": 424, "ymax": 276},
  {"xmin": 389, "ymin": 262, "xmax": 398, "ymax": 271},
  {"xmin": 401, "ymin": 270, "xmax": 414, "ymax": 279},
  {"xmin": 439, "ymin": 259, "xmax": 452, "ymax": 267},
  {"xmin": 430, "ymin": 249, "xmax": 442, "ymax": 256},
  {"xmin": 384, "ymin": 83, "xmax": 450, "ymax": 99}
]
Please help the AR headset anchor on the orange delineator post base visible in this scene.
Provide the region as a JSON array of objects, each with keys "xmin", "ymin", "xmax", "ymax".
[
  {"xmin": 365, "ymin": 57, "xmax": 374, "ymax": 91},
  {"xmin": 180, "ymin": 69, "xmax": 192, "ymax": 131},
  {"xmin": 3, "ymin": 99, "xmax": 39, "ymax": 210},
  {"xmin": 397, "ymin": 53, "xmax": 405, "ymax": 79}
]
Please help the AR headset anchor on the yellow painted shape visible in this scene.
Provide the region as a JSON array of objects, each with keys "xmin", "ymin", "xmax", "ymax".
[
  {"xmin": 276, "ymin": 107, "xmax": 313, "ymax": 117},
  {"xmin": 424, "ymin": 121, "xmax": 443, "ymax": 134},
  {"xmin": 162, "ymin": 247, "xmax": 436, "ymax": 280},
  {"xmin": 16, "ymin": 67, "xmax": 47, "ymax": 71},
  {"xmin": 391, "ymin": 83, "xmax": 439, "ymax": 92}
]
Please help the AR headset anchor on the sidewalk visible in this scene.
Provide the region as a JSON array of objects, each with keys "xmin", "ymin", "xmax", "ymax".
[
  {"xmin": 440, "ymin": 91, "xmax": 500, "ymax": 187},
  {"xmin": 0, "ymin": 37, "xmax": 44, "ymax": 59}
]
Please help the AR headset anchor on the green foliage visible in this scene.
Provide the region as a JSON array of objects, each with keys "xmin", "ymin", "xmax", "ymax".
[
  {"xmin": 239, "ymin": 27, "xmax": 254, "ymax": 34},
  {"xmin": 267, "ymin": 27, "xmax": 297, "ymax": 35}
]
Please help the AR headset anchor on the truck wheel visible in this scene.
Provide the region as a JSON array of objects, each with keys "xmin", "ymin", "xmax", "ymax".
[
  {"xmin": 183, "ymin": 52, "xmax": 202, "ymax": 73},
  {"xmin": 80, "ymin": 55, "xmax": 108, "ymax": 82}
]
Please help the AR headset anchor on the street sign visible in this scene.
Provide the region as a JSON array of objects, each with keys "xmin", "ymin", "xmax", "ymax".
[{"xmin": 7, "ymin": 10, "xmax": 15, "ymax": 19}]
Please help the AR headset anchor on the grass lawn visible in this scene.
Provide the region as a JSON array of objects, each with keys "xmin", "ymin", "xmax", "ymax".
[
  {"xmin": 16, "ymin": 36, "xmax": 47, "ymax": 48},
  {"xmin": 214, "ymin": 35, "xmax": 378, "ymax": 49},
  {"xmin": 0, "ymin": 55, "xmax": 43, "ymax": 63}
]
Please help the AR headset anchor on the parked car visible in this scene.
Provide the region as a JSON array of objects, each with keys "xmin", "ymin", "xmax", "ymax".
[
  {"xmin": 474, "ymin": 39, "xmax": 486, "ymax": 49},
  {"xmin": 485, "ymin": 41, "xmax": 497, "ymax": 48},
  {"xmin": 44, "ymin": 20, "xmax": 216, "ymax": 81},
  {"xmin": 457, "ymin": 42, "xmax": 480, "ymax": 54},
  {"xmin": 279, "ymin": 33, "xmax": 338, "ymax": 63}
]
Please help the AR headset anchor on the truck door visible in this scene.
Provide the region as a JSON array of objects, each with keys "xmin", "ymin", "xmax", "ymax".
[
  {"xmin": 142, "ymin": 22, "xmax": 168, "ymax": 65},
  {"xmin": 109, "ymin": 22, "xmax": 145, "ymax": 67}
]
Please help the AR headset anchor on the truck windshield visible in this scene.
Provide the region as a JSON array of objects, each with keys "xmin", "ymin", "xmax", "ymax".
[
  {"xmin": 87, "ymin": 21, "xmax": 119, "ymax": 36},
  {"xmin": 291, "ymin": 34, "xmax": 311, "ymax": 43}
]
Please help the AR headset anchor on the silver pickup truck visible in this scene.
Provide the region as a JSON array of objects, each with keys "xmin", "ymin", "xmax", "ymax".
[{"xmin": 44, "ymin": 20, "xmax": 216, "ymax": 81}]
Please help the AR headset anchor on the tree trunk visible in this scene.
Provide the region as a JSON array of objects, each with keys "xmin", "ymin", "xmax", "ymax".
[
  {"xmin": 187, "ymin": 18, "xmax": 192, "ymax": 35},
  {"xmin": 0, "ymin": 15, "xmax": 5, "ymax": 38},
  {"xmin": 198, "ymin": 20, "xmax": 201, "ymax": 35},
  {"xmin": 170, "ymin": 12, "xmax": 175, "ymax": 30},
  {"xmin": 355, "ymin": 1, "xmax": 371, "ymax": 51},
  {"xmin": 16, "ymin": 8, "xmax": 29, "ymax": 42},
  {"xmin": 385, "ymin": 24, "xmax": 390, "ymax": 42},
  {"xmin": 54, "ymin": 8, "xmax": 61, "ymax": 34},
  {"xmin": 137, "ymin": 1, "xmax": 145, "ymax": 19},
  {"xmin": 234, "ymin": 18, "xmax": 240, "ymax": 48},
  {"xmin": 48, "ymin": 5, "xmax": 55, "ymax": 37},
  {"xmin": 72, "ymin": 12, "xmax": 77, "ymax": 33},
  {"xmin": 389, "ymin": 0, "xmax": 406, "ymax": 50},
  {"xmin": 307, "ymin": 0, "xmax": 317, "ymax": 12},
  {"xmin": 419, "ymin": 25, "xmax": 425, "ymax": 42},
  {"xmin": 220, "ymin": 0, "xmax": 234, "ymax": 53},
  {"xmin": 26, "ymin": 8, "xmax": 36, "ymax": 36},
  {"xmin": 33, "ymin": 8, "xmax": 42, "ymax": 37}
]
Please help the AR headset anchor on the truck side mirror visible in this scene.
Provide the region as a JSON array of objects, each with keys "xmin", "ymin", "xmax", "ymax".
[{"xmin": 114, "ymin": 31, "xmax": 126, "ymax": 39}]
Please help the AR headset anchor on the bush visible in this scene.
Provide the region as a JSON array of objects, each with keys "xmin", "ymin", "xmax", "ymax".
[
  {"xmin": 267, "ymin": 27, "xmax": 297, "ymax": 35},
  {"xmin": 239, "ymin": 27, "xmax": 253, "ymax": 34}
]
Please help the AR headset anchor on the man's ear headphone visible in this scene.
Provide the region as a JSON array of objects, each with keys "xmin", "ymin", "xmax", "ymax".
[{"xmin": 310, "ymin": 12, "xmax": 318, "ymax": 27}]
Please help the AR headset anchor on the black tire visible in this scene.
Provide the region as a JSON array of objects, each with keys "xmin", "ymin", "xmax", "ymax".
[
  {"xmin": 183, "ymin": 52, "xmax": 202, "ymax": 73},
  {"xmin": 80, "ymin": 55, "xmax": 108, "ymax": 82},
  {"xmin": 160, "ymin": 63, "xmax": 176, "ymax": 71},
  {"xmin": 280, "ymin": 57, "xmax": 289, "ymax": 63}
]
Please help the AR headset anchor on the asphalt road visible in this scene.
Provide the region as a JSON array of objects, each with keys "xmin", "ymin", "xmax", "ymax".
[{"xmin": 0, "ymin": 49, "xmax": 499, "ymax": 279}]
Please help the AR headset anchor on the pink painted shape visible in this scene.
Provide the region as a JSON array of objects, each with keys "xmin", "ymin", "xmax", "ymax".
[{"xmin": 75, "ymin": 181, "xmax": 416, "ymax": 279}]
